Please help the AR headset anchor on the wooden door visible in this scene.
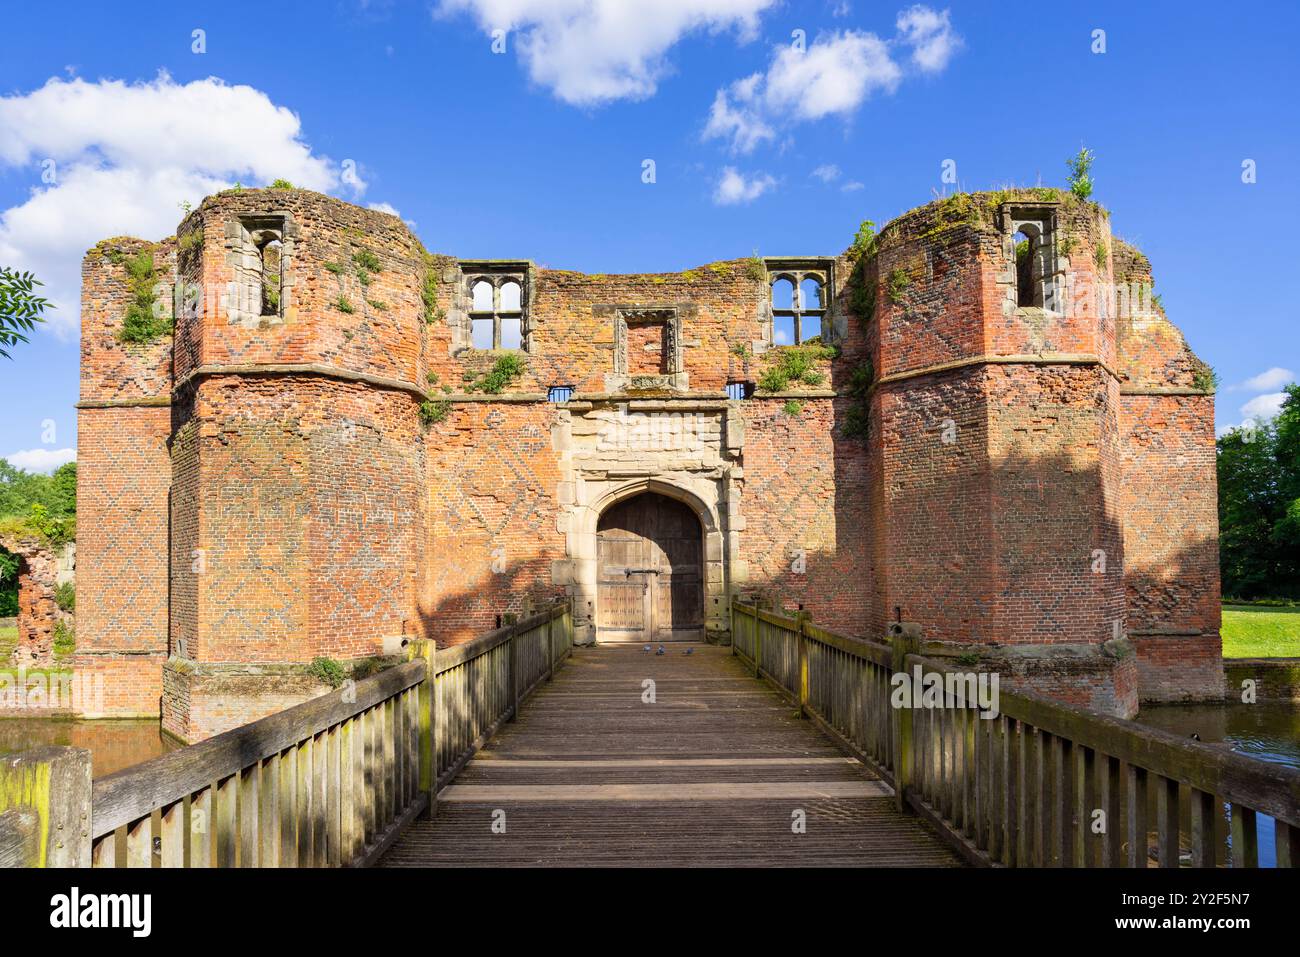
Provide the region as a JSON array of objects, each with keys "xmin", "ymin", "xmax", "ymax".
[{"xmin": 596, "ymin": 493, "xmax": 704, "ymax": 642}]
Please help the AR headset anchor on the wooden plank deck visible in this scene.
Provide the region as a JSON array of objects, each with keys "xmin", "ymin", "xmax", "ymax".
[{"xmin": 380, "ymin": 644, "xmax": 962, "ymax": 867}]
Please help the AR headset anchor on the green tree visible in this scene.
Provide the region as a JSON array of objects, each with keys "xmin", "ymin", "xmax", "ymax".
[
  {"xmin": 1217, "ymin": 383, "xmax": 1300, "ymax": 598},
  {"xmin": 0, "ymin": 267, "xmax": 50, "ymax": 359}
]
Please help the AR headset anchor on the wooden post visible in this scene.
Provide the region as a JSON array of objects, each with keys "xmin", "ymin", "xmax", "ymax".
[
  {"xmin": 407, "ymin": 639, "xmax": 437, "ymax": 818},
  {"xmin": 889, "ymin": 622, "xmax": 921, "ymax": 815},
  {"xmin": 796, "ymin": 610, "xmax": 810, "ymax": 718},
  {"xmin": 504, "ymin": 613, "xmax": 519, "ymax": 722},
  {"xmin": 0, "ymin": 746, "xmax": 92, "ymax": 868}
]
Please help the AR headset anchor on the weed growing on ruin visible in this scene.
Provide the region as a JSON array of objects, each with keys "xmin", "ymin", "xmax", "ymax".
[
  {"xmin": 354, "ymin": 249, "xmax": 382, "ymax": 274},
  {"xmin": 324, "ymin": 261, "xmax": 345, "ymax": 275},
  {"xmin": 840, "ymin": 359, "xmax": 874, "ymax": 442},
  {"xmin": 955, "ymin": 651, "xmax": 980, "ymax": 666},
  {"xmin": 270, "ymin": 179, "xmax": 294, "ymax": 189},
  {"xmin": 782, "ymin": 400, "xmax": 803, "ymax": 416},
  {"xmin": 757, "ymin": 344, "xmax": 834, "ymax": 392},
  {"xmin": 1057, "ymin": 235, "xmax": 1076, "ymax": 257},
  {"xmin": 887, "ymin": 267, "xmax": 911, "ymax": 304},
  {"xmin": 367, "ymin": 299, "xmax": 388, "ymax": 311},
  {"xmin": 468, "ymin": 352, "xmax": 527, "ymax": 394},
  {"xmin": 117, "ymin": 248, "xmax": 173, "ymax": 344},
  {"xmin": 745, "ymin": 250, "xmax": 765, "ymax": 282},
  {"xmin": 1192, "ymin": 362, "xmax": 1220, "ymax": 393},
  {"xmin": 1093, "ymin": 242, "xmax": 1108, "ymax": 271},
  {"xmin": 54, "ymin": 581, "xmax": 75, "ymax": 613},
  {"xmin": 421, "ymin": 254, "xmax": 444, "ymax": 324},
  {"xmin": 849, "ymin": 220, "xmax": 878, "ymax": 262},
  {"xmin": 51, "ymin": 619, "xmax": 75, "ymax": 658},
  {"xmin": 178, "ymin": 228, "xmax": 203, "ymax": 257},
  {"xmin": 1066, "ymin": 147, "xmax": 1096, "ymax": 201},
  {"xmin": 334, "ymin": 296, "xmax": 355, "ymax": 314},
  {"xmin": 308, "ymin": 657, "xmax": 348, "ymax": 688},
  {"xmin": 420, "ymin": 398, "xmax": 452, "ymax": 426}
]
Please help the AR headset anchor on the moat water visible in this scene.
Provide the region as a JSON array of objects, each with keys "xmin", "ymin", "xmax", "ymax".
[
  {"xmin": 0, "ymin": 717, "xmax": 177, "ymax": 778},
  {"xmin": 1135, "ymin": 700, "xmax": 1300, "ymax": 868}
]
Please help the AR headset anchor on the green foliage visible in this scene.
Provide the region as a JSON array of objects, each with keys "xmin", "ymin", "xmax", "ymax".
[
  {"xmin": 781, "ymin": 400, "xmax": 803, "ymax": 416},
  {"xmin": 1093, "ymin": 242, "xmax": 1108, "ymax": 271},
  {"xmin": 1218, "ymin": 383, "xmax": 1300, "ymax": 600},
  {"xmin": 422, "ymin": 269, "xmax": 442, "ymax": 324},
  {"xmin": 745, "ymin": 250, "xmax": 765, "ymax": 282},
  {"xmin": 178, "ymin": 228, "xmax": 204, "ymax": 257},
  {"xmin": 308, "ymin": 657, "xmax": 349, "ymax": 688},
  {"xmin": 886, "ymin": 267, "xmax": 911, "ymax": 304},
  {"xmin": 1192, "ymin": 362, "xmax": 1219, "ymax": 393},
  {"xmin": 367, "ymin": 299, "xmax": 388, "ymax": 312},
  {"xmin": 955, "ymin": 652, "xmax": 980, "ymax": 667},
  {"xmin": 0, "ymin": 267, "xmax": 51, "ymax": 359},
  {"xmin": 756, "ymin": 344, "xmax": 835, "ymax": 393},
  {"xmin": 334, "ymin": 296, "xmax": 355, "ymax": 314},
  {"xmin": 849, "ymin": 220, "xmax": 878, "ymax": 262},
  {"xmin": 1057, "ymin": 235, "xmax": 1076, "ymax": 257},
  {"xmin": 269, "ymin": 179, "xmax": 295, "ymax": 189},
  {"xmin": 117, "ymin": 249, "xmax": 173, "ymax": 344},
  {"xmin": 353, "ymin": 249, "xmax": 382, "ymax": 274},
  {"xmin": 52, "ymin": 619, "xmax": 75, "ymax": 658},
  {"xmin": 0, "ymin": 460, "xmax": 76, "ymax": 521},
  {"xmin": 324, "ymin": 261, "xmax": 345, "ymax": 275},
  {"xmin": 840, "ymin": 359, "xmax": 874, "ymax": 442},
  {"xmin": 468, "ymin": 353, "xmax": 527, "ymax": 394},
  {"xmin": 54, "ymin": 581, "xmax": 75, "ymax": 613},
  {"xmin": 0, "ymin": 503, "xmax": 76, "ymax": 548},
  {"xmin": 419, "ymin": 398, "xmax": 451, "ymax": 426},
  {"xmin": 1066, "ymin": 147, "xmax": 1096, "ymax": 200}
]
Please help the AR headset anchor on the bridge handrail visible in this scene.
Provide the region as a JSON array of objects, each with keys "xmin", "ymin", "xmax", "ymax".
[
  {"xmin": 0, "ymin": 599, "xmax": 574, "ymax": 868},
  {"xmin": 731, "ymin": 598, "xmax": 1300, "ymax": 868}
]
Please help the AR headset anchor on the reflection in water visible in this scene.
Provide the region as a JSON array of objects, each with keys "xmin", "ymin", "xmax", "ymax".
[
  {"xmin": 0, "ymin": 718, "xmax": 177, "ymax": 778},
  {"xmin": 1136, "ymin": 701, "xmax": 1300, "ymax": 867}
]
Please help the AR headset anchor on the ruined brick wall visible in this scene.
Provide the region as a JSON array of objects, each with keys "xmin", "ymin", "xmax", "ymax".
[
  {"xmin": 74, "ymin": 238, "xmax": 174, "ymax": 715},
  {"xmin": 0, "ymin": 534, "xmax": 64, "ymax": 666},
  {"xmin": 1113, "ymin": 240, "xmax": 1223, "ymax": 702},
  {"xmin": 75, "ymin": 186, "xmax": 1221, "ymax": 732}
]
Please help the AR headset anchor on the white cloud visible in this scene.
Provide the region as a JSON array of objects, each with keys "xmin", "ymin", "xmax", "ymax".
[
  {"xmin": 895, "ymin": 4, "xmax": 961, "ymax": 72},
  {"xmin": 437, "ymin": 0, "xmax": 779, "ymax": 106},
  {"xmin": 704, "ymin": 6, "xmax": 961, "ymax": 153},
  {"xmin": 1228, "ymin": 367, "xmax": 1295, "ymax": 393},
  {"xmin": 0, "ymin": 74, "xmax": 356, "ymax": 337},
  {"xmin": 1240, "ymin": 392, "xmax": 1286, "ymax": 422},
  {"xmin": 713, "ymin": 167, "xmax": 776, "ymax": 205},
  {"xmin": 841, "ymin": 180, "xmax": 864, "ymax": 192},
  {"xmin": 811, "ymin": 163, "xmax": 841, "ymax": 183},
  {"xmin": 5, "ymin": 448, "xmax": 75, "ymax": 473}
]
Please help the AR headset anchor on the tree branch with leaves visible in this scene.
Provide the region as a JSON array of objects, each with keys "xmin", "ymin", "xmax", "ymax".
[{"xmin": 0, "ymin": 267, "xmax": 51, "ymax": 359}]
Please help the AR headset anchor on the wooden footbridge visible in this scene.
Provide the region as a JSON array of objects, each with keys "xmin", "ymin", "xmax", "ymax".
[{"xmin": 4, "ymin": 600, "xmax": 1299, "ymax": 868}]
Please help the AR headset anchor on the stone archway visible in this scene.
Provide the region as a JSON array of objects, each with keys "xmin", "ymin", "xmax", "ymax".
[
  {"xmin": 0, "ymin": 532, "xmax": 64, "ymax": 667},
  {"xmin": 596, "ymin": 492, "xmax": 705, "ymax": 642},
  {"xmin": 564, "ymin": 477, "xmax": 729, "ymax": 645}
]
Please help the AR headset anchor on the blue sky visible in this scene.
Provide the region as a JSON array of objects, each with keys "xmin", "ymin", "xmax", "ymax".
[{"xmin": 0, "ymin": 0, "xmax": 1296, "ymax": 470}]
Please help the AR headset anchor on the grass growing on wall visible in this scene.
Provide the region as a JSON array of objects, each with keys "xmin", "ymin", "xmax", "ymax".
[{"xmin": 1221, "ymin": 605, "xmax": 1300, "ymax": 658}]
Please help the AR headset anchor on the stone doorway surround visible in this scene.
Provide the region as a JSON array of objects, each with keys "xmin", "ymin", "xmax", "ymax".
[{"xmin": 549, "ymin": 397, "xmax": 746, "ymax": 645}]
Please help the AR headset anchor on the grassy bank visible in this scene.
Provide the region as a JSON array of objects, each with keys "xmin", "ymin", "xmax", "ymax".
[{"xmin": 1222, "ymin": 604, "xmax": 1300, "ymax": 658}]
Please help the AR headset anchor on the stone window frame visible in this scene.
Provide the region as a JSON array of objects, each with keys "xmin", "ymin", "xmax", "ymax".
[
  {"xmin": 608, "ymin": 306, "xmax": 688, "ymax": 392},
  {"xmin": 460, "ymin": 261, "xmax": 530, "ymax": 352},
  {"xmin": 764, "ymin": 258, "xmax": 835, "ymax": 347},
  {"xmin": 226, "ymin": 213, "xmax": 297, "ymax": 327},
  {"xmin": 1000, "ymin": 203, "xmax": 1064, "ymax": 314}
]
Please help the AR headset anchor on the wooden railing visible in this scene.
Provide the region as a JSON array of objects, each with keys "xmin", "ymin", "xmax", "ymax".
[
  {"xmin": 732, "ymin": 599, "xmax": 1300, "ymax": 868},
  {"xmin": 0, "ymin": 600, "xmax": 573, "ymax": 868},
  {"xmin": 434, "ymin": 602, "xmax": 574, "ymax": 789}
]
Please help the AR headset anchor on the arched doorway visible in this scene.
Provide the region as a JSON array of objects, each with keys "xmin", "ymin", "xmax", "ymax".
[{"xmin": 596, "ymin": 492, "xmax": 704, "ymax": 642}]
